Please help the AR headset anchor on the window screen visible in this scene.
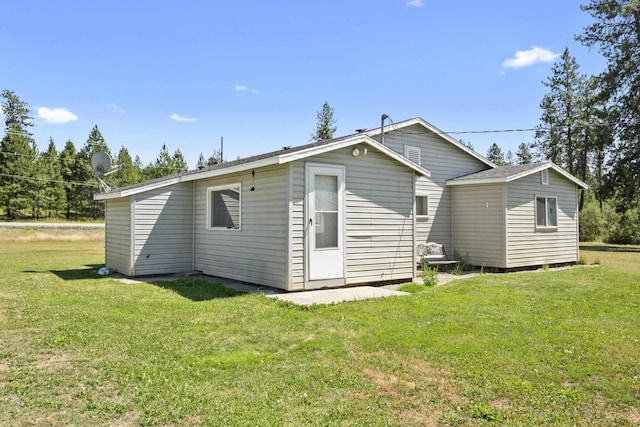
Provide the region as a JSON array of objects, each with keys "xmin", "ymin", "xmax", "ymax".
[
  {"xmin": 416, "ymin": 195, "xmax": 428, "ymax": 216},
  {"xmin": 536, "ymin": 196, "xmax": 558, "ymax": 228},
  {"xmin": 209, "ymin": 185, "xmax": 240, "ymax": 229}
]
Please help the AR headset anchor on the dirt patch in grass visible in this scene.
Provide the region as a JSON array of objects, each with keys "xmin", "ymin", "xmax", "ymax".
[
  {"xmin": 1, "ymin": 229, "xmax": 104, "ymax": 242},
  {"xmin": 358, "ymin": 352, "xmax": 467, "ymax": 426},
  {"xmin": 34, "ymin": 353, "xmax": 75, "ymax": 371}
]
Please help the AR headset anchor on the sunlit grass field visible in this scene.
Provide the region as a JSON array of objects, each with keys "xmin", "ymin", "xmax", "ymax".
[{"xmin": 1, "ymin": 229, "xmax": 639, "ymax": 426}]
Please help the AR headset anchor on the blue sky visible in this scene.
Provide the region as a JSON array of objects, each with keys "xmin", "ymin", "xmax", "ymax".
[{"xmin": 2, "ymin": 0, "xmax": 605, "ymax": 167}]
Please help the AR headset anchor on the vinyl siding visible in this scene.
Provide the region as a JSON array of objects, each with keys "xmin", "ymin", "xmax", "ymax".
[
  {"xmin": 105, "ymin": 198, "xmax": 132, "ymax": 275},
  {"xmin": 452, "ymin": 184, "xmax": 506, "ymax": 268},
  {"xmin": 506, "ymin": 169, "xmax": 579, "ymax": 267},
  {"xmin": 374, "ymin": 124, "xmax": 491, "ymax": 251},
  {"xmin": 194, "ymin": 164, "xmax": 289, "ymax": 289},
  {"xmin": 133, "ymin": 182, "xmax": 194, "ymax": 276},
  {"xmin": 291, "ymin": 146, "xmax": 415, "ymax": 289}
]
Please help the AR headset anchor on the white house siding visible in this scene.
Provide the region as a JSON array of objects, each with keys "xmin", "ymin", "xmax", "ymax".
[
  {"xmin": 451, "ymin": 184, "xmax": 506, "ymax": 268},
  {"xmin": 105, "ymin": 198, "xmax": 132, "ymax": 275},
  {"xmin": 133, "ymin": 182, "xmax": 194, "ymax": 276},
  {"xmin": 506, "ymin": 170, "xmax": 579, "ymax": 267},
  {"xmin": 291, "ymin": 147, "xmax": 415, "ymax": 289},
  {"xmin": 374, "ymin": 125, "xmax": 491, "ymax": 251},
  {"xmin": 194, "ymin": 164, "xmax": 289, "ymax": 289}
]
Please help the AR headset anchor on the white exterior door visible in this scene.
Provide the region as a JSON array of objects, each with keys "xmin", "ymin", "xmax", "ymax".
[{"xmin": 306, "ymin": 164, "xmax": 345, "ymax": 283}]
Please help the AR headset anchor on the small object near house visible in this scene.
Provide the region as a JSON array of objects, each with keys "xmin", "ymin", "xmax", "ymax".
[{"xmin": 416, "ymin": 242, "xmax": 458, "ymax": 268}]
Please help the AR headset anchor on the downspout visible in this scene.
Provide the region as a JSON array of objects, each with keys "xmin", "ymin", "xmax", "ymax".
[
  {"xmin": 450, "ymin": 186, "xmax": 454, "ymax": 258},
  {"xmin": 192, "ymin": 180, "xmax": 196, "ymax": 272},
  {"xmin": 130, "ymin": 196, "xmax": 136, "ymax": 276}
]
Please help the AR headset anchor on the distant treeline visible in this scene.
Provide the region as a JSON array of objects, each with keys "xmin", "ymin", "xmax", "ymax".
[{"xmin": 0, "ymin": 90, "xmax": 221, "ymax": 221}]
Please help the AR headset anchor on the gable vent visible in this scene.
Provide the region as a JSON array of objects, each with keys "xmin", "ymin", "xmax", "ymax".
[
  {"xmin": 541, "ymin": 169, "xmax": 549, "ymax": 185},
  {"xmin": 404, "ymin": 145, "xmax": 421, "ymax": 165}
]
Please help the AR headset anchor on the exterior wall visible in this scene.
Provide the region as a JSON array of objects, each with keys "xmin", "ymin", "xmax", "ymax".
[
  {"xmin": 133, "ymin": 182, "xmax": 194, "ymax": 276},
  {"xmin": 506, "ymin": 169, "xmax": 579, "ymax": 267},
  {"xmin": 451, "ymin": 184, "xmax": 506, "ymax": 268},
  {"xmin": 374, "ymin": 124, "xmax": 491, "ymax": 252},
  {"xmin": 105, "ymin": 198, "xmax": 132, "ymax": 275},
  {"xmin": 194, "ymin": 164, "xmax": 289, "ymax": 289},
  {"xmin": 291, "ymin": 146, "xmax": 415, "ymax": 290}
]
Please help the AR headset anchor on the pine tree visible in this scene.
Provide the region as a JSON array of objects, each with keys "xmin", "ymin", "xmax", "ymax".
[
  {"xmin": 76, "ymin": 126, "xmax": 110, "ymax": 218},
  {"xmin": 486, "ymin": 143, "xmax": 506, "ymax": 166},
  {"xmin": 113, "ymin": 146, "xmax": 141, "ymax": 187},
  {"xmin": 505, "ymin": 150, "xmax": 514, "ymax": 165},
  {"xmin": 34, "ymin": 138, "xmax": 65, "ymax": 218},
  {"xmin": 144, "ymin": 144, "xmax": 176, "ymax": 179},
  {"xmin": 310, "ymin": 101, "xmax": 337, "ymax": 142},
  {"xmin": 172, "ymin": 149, "xmax": 188, "ymax": 173},
  {"xmin": 578, "ymin": 0, "xmax": 640, "ymax": 208},
  {"xmin": 197, "ymin": 152, "xmax": 206, "ymax": 168},
  {"xmin": 207, "ymin": 149, "xmax": 222, "ymax": 166},
  {"xmin": 59, "ymin": 140, "xmax": 77, "ymax": 219},
  {"xmin": 535, "ymin": 48, "xmax": 587, "ymax": 176},
  {"xmin": 0, "ymin": 90, "xmax": 36, "ymax": 219},
  {"xmin": 515, "ymin": 143, "xmax": 533, "ymax": 164}
]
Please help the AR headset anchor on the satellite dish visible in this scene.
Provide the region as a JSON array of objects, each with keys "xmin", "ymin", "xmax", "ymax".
[
  {"xmin": 91, "ymin": 152, "xmax": 112, "ymax": 178},
  {"xmin": 91, "ymin": 151, "xmax": 120, "ymax": 192}
]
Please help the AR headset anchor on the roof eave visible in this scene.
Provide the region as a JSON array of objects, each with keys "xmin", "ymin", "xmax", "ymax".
[
  {"xmin": 446, "ymin": 177, "xmax": 506, "ymax": 186},
  {"xmin": 94, "ymin": 134, "xmax": 431, "ymax": 201}
]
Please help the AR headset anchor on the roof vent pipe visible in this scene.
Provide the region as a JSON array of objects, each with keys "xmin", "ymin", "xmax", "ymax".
[{"xmin": 380, "ymin": 114, "xmax": 388, "ymax": 145}]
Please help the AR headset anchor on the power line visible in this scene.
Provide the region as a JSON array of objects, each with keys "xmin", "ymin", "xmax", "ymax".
[{"xmin": 0, "ymin": 173, "xmax": 99, "ymax": 187}]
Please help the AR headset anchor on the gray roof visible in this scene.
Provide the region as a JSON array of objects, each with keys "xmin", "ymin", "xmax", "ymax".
[
  {"xmin": 446, "ymin": 162, "xmax": 588, "ymax": 188},
  {"xmin": 109, "ymin": 135, "xmax": 353, "ymax": 195},
  {"xmin": 449, "ymin": 162, "xmax": 548, "ymax": 182},
  {"xmin": 95, "ymin": 130, "xmax": 432, "ymax": 200}
]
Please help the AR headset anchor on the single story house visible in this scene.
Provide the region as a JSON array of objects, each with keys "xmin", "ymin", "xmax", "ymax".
[{"xmin": 95, "ymin": 117, "xmax": 587, "ymax": 291}]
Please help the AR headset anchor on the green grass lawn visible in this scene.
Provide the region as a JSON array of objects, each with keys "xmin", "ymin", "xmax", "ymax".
[{"xmin": 1, "ymin": 231, "xmax": 639, "ymax": 426}]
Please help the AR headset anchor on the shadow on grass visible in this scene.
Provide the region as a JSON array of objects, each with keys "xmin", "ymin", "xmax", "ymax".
[
  {"xmin": 150, "ymin": 279, "xmax": 245, "ymax": 302},
  {"xmin": 580, "ymin": 244, "xmax": 640, "ymax": 253},
  {"xmin": 23, "ymin": 264, "xmax": 106, "ymax": 281}
]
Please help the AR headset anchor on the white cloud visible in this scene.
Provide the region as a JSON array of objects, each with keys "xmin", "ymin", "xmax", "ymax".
[
  {"xmin": 37, "ymin": 107, "xmax": 78, "ymax": 124},
  {"xmin": 502, "ymin": 46, "xmax": 560, "ymax": 69},
  {"xmin": 234, "ymin": 84, "xmax": 260, "ymax": 94},
  {"xmin": 106, "ymin": 103, "xmax": 125, "ymax": 114},
  {"xmin": 170, "ymin": 113, "xmax": 198, "ymax": 123},
  {"xmin": 407, "ymin": 0, "xmax": 424, "ymax": 7}
]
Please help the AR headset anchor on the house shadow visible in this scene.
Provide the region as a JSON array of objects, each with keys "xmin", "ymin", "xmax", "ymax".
[
  {"xmin": 24, "ymin": 264, "xmax": 107, "ymax": 281},
  {"xmin": 580, "ymin": 244, "xmax": 640, "ymax": 253},
  {"xmin": 148, "ymin": 278, "xmax": 245, "ymax": 302}
]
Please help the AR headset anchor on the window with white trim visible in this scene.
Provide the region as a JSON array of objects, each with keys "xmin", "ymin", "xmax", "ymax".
[
  {"xmin": 541, "ymin": 169, "xmax": 549, "ymax": 185},
  {"xmin": 416, "ymin": 195, "xmax": 429, "ymax": 217},
  {"xmin": 207, "ymin": 183, "xmax": 241, "ymax": 229},
  {"xmin": 535, "ymin": 195, "xmax": 557, "ymax": 228},
  {"xmin": 404, "ymin": 145, "xmax": 421, "ymax": 165}
]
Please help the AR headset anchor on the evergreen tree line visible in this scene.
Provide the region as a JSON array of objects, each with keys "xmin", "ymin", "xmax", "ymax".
[
  {"xmin": 2, "ymin": 1, "xmax": 640, "ymax": 241},
  {"xmin": 0, "ymin": 89, "xmax": 221, "ymax": 220},
  {"xmin": 479, "ymin": 1, "xmax": 640, "ymax": 244}
]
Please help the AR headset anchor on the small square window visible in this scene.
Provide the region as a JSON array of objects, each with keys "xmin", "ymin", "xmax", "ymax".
[
  {"xmin": 208, "ymin": 184, "xmax": 241, "ymax": 229},
  {"xmin": 535, "ymin": 195, "xmax": 557, "ymax": 228},
  {"xmin": 416, "ymin": 195, "xmax": 428, "ymax": 217}
]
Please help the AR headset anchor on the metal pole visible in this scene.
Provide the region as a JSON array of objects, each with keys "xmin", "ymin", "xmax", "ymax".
[{"xmin": 381, "ymin": 114, "xmax": 388, "ymax": 145}]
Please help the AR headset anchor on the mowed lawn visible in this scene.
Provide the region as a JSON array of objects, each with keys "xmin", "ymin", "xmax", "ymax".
[{"xmin": 1, "ymin": 229, "xmax": 639, "ymax": 426}]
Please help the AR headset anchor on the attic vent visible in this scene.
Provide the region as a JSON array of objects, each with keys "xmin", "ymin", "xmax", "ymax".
[
  {"xmin": 404, "ymin": 145, "xmax": 421, "ymax": 165},
  {"xmin": 541, "ymin": 169, "xmax": 549, "ymax": 185}
]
